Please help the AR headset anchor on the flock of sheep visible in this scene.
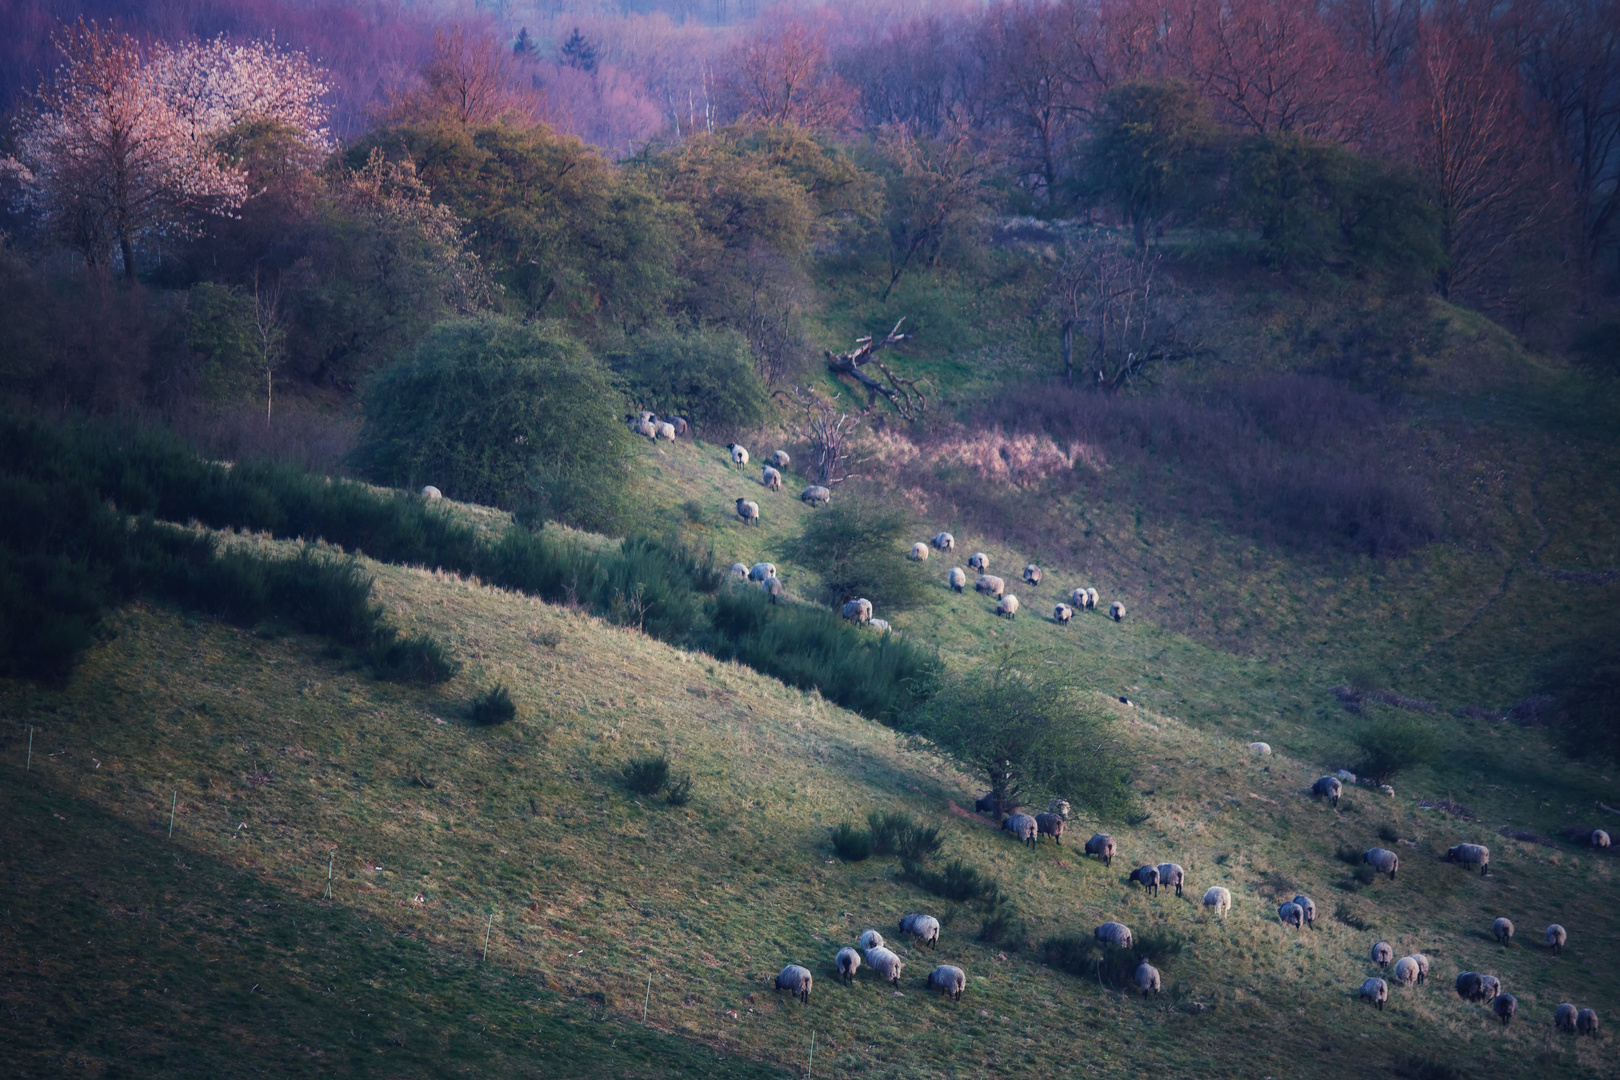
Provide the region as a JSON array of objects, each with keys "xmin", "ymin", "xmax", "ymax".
[
  {"xmin": 776, "ymin": 914, "xmax": 967, "ymax": 1005},
  {"xmin": 927, "ymin": 536, "xmax": 1127, "ymax": 627}
]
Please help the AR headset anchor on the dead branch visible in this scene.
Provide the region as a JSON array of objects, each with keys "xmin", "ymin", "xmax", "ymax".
[
  {"xmin": 774, "ymin": 386, "xmax": 868, "ymax": 485},
  {"xmin": 825, "ymin": 318, "xmax": 927, "ymax": 420}
]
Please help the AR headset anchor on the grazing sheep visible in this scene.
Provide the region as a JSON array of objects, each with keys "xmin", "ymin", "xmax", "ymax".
[
  {"xmin": 638, "ymin": 410, "xmax": 657, "ymax": 425},
  {"xmin": 859, "ymin": 930, "xmax": 885, "ymax": 951},
  {"xmin": 1086, "ymin": 834, "xmax": 1117, "ymax": 866},
  {"xmin": 910, "ymin": 542, "xmax": 929, "ymax": 561},
  {"xmin": 1480, "ymin": 975, "xmax": 1501, "ymax": 1003},
  {"xmin": 1392, "ymin": 956, "xmax": 1419, "ymax": 986},
  {"xmin": 869, "ymin": 618, "xmax": 891, "ymax": 633},
  {"xmin": 1277, "ymin": 901, "xmax": 1304, "ymax": 929},
  {"xmin": 800, "ymin": 485, "xmax": 832, "ymax": 506},
  {"xmin": 422, "ymin": 485, "xmax": 442, "ymax": 500},
  {"xmin": 1444, "ymin": 843, "xmax": 1491, "ymax": 875},
  {"xmin": 729, "ymin": 562, "xmax": 749, "ymax": 578},
  {"xmin": 761, "ymin": 576, "xmax": 785, "ymax": 603},
  {"xmin": 735, "ymin": 498, "xmax": 760, "ymax": 525},
  {"xmin": 1048, "ymin": 798, "xmax": 1070, "ymax": 820},
  {"xmin": 1555, "ymin": 1002, "xmax": 1578, "ymax": 1033},
  {"xmin": 1129, "ymin": 865, "xmax": 1161, "ymax": 897},
  {"xmin": 1493, "ymin": 917, "xmax": 1514, "ymax": 945},
  {"xmin": 928, "ymin": 965, "xmax": 968, "ymax": 1001},
  {"xmin": 968, "ymin": 552, "xmax": 990, "ymax": 571},
  {"xmin": 1035, "ymin": 812, "xmax": 1065, "ymax": 845},
  {"xmin": 634, "ymin": 418, "xmax": 658, "ymax": 439},
  {"xmin": 1371, "ymin": 941, "xmax": 1394, "ymax": 968},
  {"xmin": 1003, "ymin": 813, "xmax": 1038, "ymax": 847},
  {"xmin": 1364, "ymin": 848, "xmax": 1399, "ymax": 880},
  {"xmin": 1054, "ymin": 603, "xmax": 1073, "ymax": 625},
  {"xmin": 670, "ymin": 416, "xmax": 690, "ymax": 437},
  {"xmin": 1159, "ymin": 863, "xmax": 1186, "ymax": 898},
  {"xmin": 1248, "ymin": 741, "xmax": 1272, "ymax": 755},
  {"xmin": 1023, "ymin": 564, "xmax": 1043, "ymax": 586},
  {"xmin": 1336, "ymin": 769, "xmax": 1358, "ymax": 784},
  {"xmin": 727, "ymin": 443, "xmax": 749, "ymax": 466},
  {"xmin": 899, "ymin": 913, "xmax": 941, "ymax": 949},
  {"xmin": 841, "ymin": 598, "xmax": 873, "ymax": 625},
  {"xmin": 1109, "ymin": 600, "xmax": 1126, "ymax": 621},
  {"xmin": 1134, "ymin": 959, "xmax": 1162, "ymax": 996},
  {"xmin": 1456, "ymin": 972, "xmax": 1487, "ymax": 1001},
  {"xmin": 1202, "ymin": 886, "xmax": 1232, "ymax": 915},
  {"xmin": 836, "ymin": 947, "xmax": 861, "ymax": 985},
  {"xmin": 1291, "ymin": 894, "xmax": 1316, "ymax": 928},
  {"xmin": 1094, "ymin": 922, "xmax": 1133, "ymax": 949},
  {"xmin": 1407, "ymin": 954, "xmax": 1430, "ymax": 983},
  {"xmin": 770, "ymin": 450, "xmax": 790, "ymax": 470},
  {"xmin": 1593, "ymin": 829, "xmax": 1611, "ymax": 849},
  {"xmin": 1086, "ymin": 587, "xmax": 1099, "ymax": 609},
  {"xmin": 762, "ymin": 465, "xmax": 782, "ymax": 491},
  {"xmin": 975, "ymin": 574, "xmax": 1006, "ymax": 598},
  {"xmin": 1069, "ymin": 588, "xmax": 1088, "ymax": 608},
  {"xmin": 1546, "ymin": 924, "xmax": 1567, "ymax": 954},
  {"xmin": 656, "ymin": 421, "xmax": 677, "ymax": 440},
  {"xmin": 775, "ymin": 964, "xmax": 812, "ymax": 1003},
  {"xmin": 932, "ymin": 532, "xmax": 956, "ymax": 552},
  {"xmin": 1379, "ymin": 784, "xmax": 1396, "ymax": 796},
  {"xmin": 1493, "ymin": 993, "xmax": 1518, "ymax": 1026},
  {"xmin": 1360, "ymin": 977, "xmax": 1389, "ymax": 1011},
  {"xmin": 948, "ymin": 567, "xmax": 967, "ymax": 592},
  {"xmin": 1312, "ymin": 776, "xmax": 1343, "ymax": 807},
  {"xmin": 1577, "ymin": 1007, "xmax": 1599, "ymax": 1037},
  {"xmin": 749, "ymin": 562, "xmax": 778, "ymax": 582},
  {"xmin": 996, "ymin": 594, "xmax": 1020, "ymax": 619},
  {"xmin": 866, "ymin": 946, "xmax": 904, "ymax": 987}
]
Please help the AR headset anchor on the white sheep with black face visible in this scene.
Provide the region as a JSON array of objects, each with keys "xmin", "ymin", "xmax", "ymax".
[
  {"xmin": 858, "ymin": 929, "xmax": 885, "ymax": 952},
  {"xmin": 1370, "ymin": 941, "xmax": 1394, "ymax": 968},
  {"xmin": 1054, "ymin": 603, "xmax": 1073, "ymax": 625},
  {"xmin": 975, "ymin": 574, "xmax": 1006, "ymax": 599},
  {"xmin": 1277, "ymin": 902, "xmax": 1304, "ymax": 930},
  {"xmin": 801, "ymin": 485, "xmax": 831, "ymax": 506},
  {"xmin": 1134, "ymin": 959, "xmax": 1161, "ymax": 996},
  {"xmin": 422, "ymin": 485, "xmax": 442, "ymax": 500},
  {"xmin": 775, "ymin": 964, "xmax": 812, "ymax": 1003},
  {"xmin": 762, "ymin": 465, "xmax": 782, "ymax": 491},
  {"xmin": 770, "ymin": 450, "xmax": 790, "ymax": 470},
  {"xmin": 932, "ymin": 532, "xmax": 955, "ymax": 551},
  {"xmin": 1109, "ymin": 600, "xmax": 1126, "ymax": 621},
  {"xmin": 909, "ymin": 542, "xmax": 929, "ymax": 561},
  {"xmin": 749, "ymin": 563, "xmax": 778, "ymax": 582},
  {"xmin": 835, "ymin": 947, "xmax": 861, "ymax": 985},
  {"xmin": 1391, "ymin": 956, "xmax": 1419, "ymax": 986},
  {"xmin": 1360, "ymin": 977, "xmax": 1388, "ymax": 1011},
  {"xmin": 727, "ymin": 443, "xmax": 749, "ymax": 466},
  {"xmin": 1290, "ymin": 894, "xmax": 1316, "ymax": 928},
  {"xmin": 1202, "ymin": 887, "xmax": 1231, "ymax": 915},
  {"xmin": 927, "ymin": 964, "xmax": 967, "ymax": 1001},
  {"xmin": 865, "ymin": 946, "xmax": 904, "ymax": 986},
  {"xmin": 1002, "ymin": 812, "xmax": 1037, "ymax": 846},
  {"xmin": 968, "ymin": 552, "xmax": 989, "ymax": 571},
  {"xmin": 948, "ymin": 567, "xmax": 967, "ymax": 592},
  {"xmin": 735, "ymin": 498, "xmax": 760, "ymax": 525},
  {"xmin": 899, "ymin": 913, "xmax": 941, "ymax": 949},
  {"xmin": 1364, "ymin": 848, "xmax": 1399, "ymax": 880},
  {"xmin": 1094, "ymin": 922, "xmax": 1132, "ymax": 949},
  {"xmin": 1312, "ymin": 776, "xmax": 1343, "ymax": 807},
  {"xmin": 841, "ymin": 598, "xmax": 873, "ymax": 625},
  {"xmin": 1023, "ymin": 564, "xmax": 1043, "ymax": 585},
  {"xmin": 996, "ymin": 594, "xmax": 1020, "ymax": 619},
  {"xmin": 1444, "ymin": 843, "xmax": 1490, "ymax": 874},
  {"xmin": 1493, "ymin": 917, "xmax": 1514, "ymax": 945},
  {"xmin": 1158, "ymin": 863, "xmax": 1185, "ymax": 898},
  {"xmin": 1546, "ymin": 924, "xmax": 1567, "ymax": 954},
  {"xmin": 760, "ymin": 576, "xmax": 785, "ymax": 603}
]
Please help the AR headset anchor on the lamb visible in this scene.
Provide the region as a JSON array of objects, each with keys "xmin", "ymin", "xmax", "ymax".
[
  {"xmin": 1364, "ymin": 848, "xmax": 1399, "ymax": 879},
  {"xmin": 1023, "ymin": 564, "xmax": 1043, "ymax": 586},
  {"xmin": 735, "ymin": 498, "xmax": 760, "ymax": 525},
  {"xmin": 727, "ymin": 443, "xmax": 749, "ymax": 466},
  {"xmin": 730, "ymin": 562, "xmax": 749, "ymax": 578},
  {"xmin": 1159, "ymin": 863, "xmax": 1186, "ymax": 898},
  {"xmin": 1391, "ymin": 956, "xmax": 1419, "ymax": 986},
  {"xmin": 968, "ymin": 552, "xmax": 990, "ymax": 571},
  {"xmin": 835, "ymin": 947, "xmax": 861, "ymax": 985},
  {"xmin": 1085, "ymin": 834, "xmax": 1117, "ymax": 866},
  {"xmin": 974, "ymin": 574, "xmax": 1006, "ymax": 598},
  {"xmin": 928, "ymin": 965, "xmax": 968, "ymax": 1001},
  {"xmin": 869, "ymin": 618, "xmax": 891, "ymax": 633},
  {"xmin": 1129, "ymin": 865, "xmax": 1161, "ymax": 897},
  {"xmin": 1047, "ymin": 798, "xmax": 1070, "ymax": 819},
  {"xmin": 1555, "ymin": 1002, "xmax": 1578, "ymax": 1033},
  {"xmin": 1577, "ymin": 1007, "xmax": 1599, "ymax": 1037},
  {"xmin": 1086, "ymin": 587, "xmax": 1099, "ymax": 609},
  {"xmin": 762, "ymin": 465, "xmax": 782, "ymax": 491},
  {"xmin": 1053, "ymin": 603, "xmax": 1073, "ymax": 625},
  {"xmin": 770, "ymin": 450, "xmax": 790, "ymax": 470},
  {"xmin": 1094, "ymin": 921, "xmax": 1133, "ymax": 949},
  {"xmin": 1109, "ymin": 600, "xmax": 1126, "ymax": 621},
  {"xmin": 858, "ymin": 929, "xmax": 885, "ymax": 952},
  {"xmin": 656, "ymin": 421, "xmax": 677, "ymax": 440},
  {"xmin": 800, "ymin": 485, "xmax": 831, "ymax": 506},
  {"xmin": 865, "ymin": 946, "xmax": 904, "ymax": 987},
  {"xmin": 1277, "ymin": 901, "xmax": 1304, "ymax": 929},
  {"xmin": 1290, "ymin": 894, "xmax": 1316, "ymax": 928},
  {"xmin": 1492, "ymin": 917, "xmax": 1514, "ymax": 945},
  {"xmin": 1546, "ymin": 923, "xmax": 1567, "ymax": 954},
  {"xmin": 1035, "ymin": 812, "xmax": 1065, "ymax": 845},
  {"xmin": 775, "ymin": 964, "xmax": 812, "ymax": 1003},
  {"xmin": 996, "ymin": 594, "xmax": 1020, "ymax": 619},
  {"xmin": 1592, "ymin": 829, "xmax": 1611, "ymax": 849},
  {"xmin": 909, "ymin": 542, "xmax": 929, "ymax": 561},
  {"xmin": 841, "ymin": 598, "xmax": 873, "ymax": 625},
  {"xmin": 1493, "ymin": 993, "xmax": 1518, "ymax": 1026},
  {"xmin": 421, "ymin": 485, "xmax": 442, "ymax": 500},
  {"xmin": 1248, "ymin": 741, "xmax": 1272, "ymax": 755},
  {"xmin": 761, "ymin": 576, "xmax": 785, "ymax": 603},
  {"xmin": 1003, "ymin": 813, "xmax": 1038, "ymax": 846},
  {"xmin": 1134, "ymin": 959, "xmax": 1162, "ymax": 996},
  {"xmin": 948, "ymin": 567, "xmax": 967, "ymax": 592},
  {"xmin": 932, "ymin": 532, "xmax": 956, "ymax": 552},
  {"xmin": 1360, "ymin": 977, "xmax": 1389, "ymax": 1011},
  {"xmin": 1311, "ymin": 776, "xmax": 1343, "ymax": 807},
  {"xmin": 1202, "ymin": 886, "xmax": 1231, "ymax": 914},
  {"xmin": 749, "ymin": 562, "xmax": 778, "ymax": 582},
  {"xmin": 1444, "ymin": 843, "xmax": 1490, "ymax": 875},
  {"xmin": 899, "ymin": 913, "xmax": 941, "ymax": 948},
  {"xmin": 1370, "ymin": 941, "xmax": 1394, "ymax": 968}
]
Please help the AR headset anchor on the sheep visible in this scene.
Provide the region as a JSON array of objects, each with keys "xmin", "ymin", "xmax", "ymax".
[
  {"xmin": 1364, "ymin": 848, "xmax": 1399, "ymax": 880},
  {"xmin": 859, "ymin": 930, "xmax": 885, "ymax": 951},
  {"xmin": 968, "ymin": 552, "xmax": 990, "ymax": 571},
  {"xmin": 1593, "ymin": 829, "xmax": 1611, "ymax": 849},
  {"xmin": 1311, "ymin": 776, "xmax": 1343, "ymax": 807},
  {"xmin": 974, "ymin": 574, "xmax": 1006, "ymax": 598},
  {"xmin": 841, "ymin": 598, "xmax": 873, "ymax": 625},
  {"xmin": 1069, "ymin": 588, "xmax": 1089, "ymax": 608},
  {"xmin": 1094, "ymin": 922, "xmax": 1133, "ymax": 949},
  {"xmin": 836, "ymin": 947, "xmax": 861, "ymax": 985},
  {"xmin": 948, "ymin": 567, "xmax": 967, "ymax": 592},
  {"xmin": 1023, "ymin": 564, "xmax": 1043, "ymax": 586},
  {"xmin": 1129, "ymin": 865, "xmax": 1161, "ymax": 897},
  {"xmin": 1492, "ymin": 917, "xmax": 1514, "ymax": 945},
  {"xmin": 729, "ymin": 562, "xmax": 749, "ymax": 578},
  {"xmin": 900, "ymin": 913, "xmax": 941, "ymax": 949},
  {"xmin": 909, "ymin": 542, "xmax": 929, "ymax": 561},
  {"xmin": 1047, "ymin": 798, "xmax": 1070, "ymax": 819},
  {"xmin": 762, "ymin": 465, "xmax": 782, "ymax": 491},
  {"xmin": 770, "ymin": 450, "xmax": 790, "ymax": 470},
  {"xmin": 1054, "ymin": 603, "xmax": 1073, "ymax": 625},
  {"xmin": 1202, "ymin": 886, "xmax": 1231, "ymax": 915},
  {"xmin": 638, "ymin": 410, "xmax": 657, "ymax": 425},
  {"xmin": 1159, "ymin": 863, "xmax": 1186, "ymax": 898},
  {"xmin": 1134, "ymin": 959, "xmax": 1162, "ymax": 996},
  {"xmin": 1086, "ymin": 587, "xmax": 1099, "ymax": 609},
  {"xmin": 775, "ymin": 964, "xmax": 813, "ymax": 1003},
  {"xmin": 761, "ymin": 576, "xmax": 785, "ymax": 603},
  {"xmin": 1391, "ymin": 956, "xmax": 1419, "ymax": 986},
  {"xmin": 1555, "ymin": 1002, "xmax": 1578, "ymax": 1033},
  {"xmin": 670, "ymin": 416, "xmax": 690, "ymax": 437},
  {"xmin": 1003, "ymin": 813, "xmax": 1038, "ymax": 847},
  {"xmin": 1085, "ymin": 834, "xmax": 1117, "ymax": 866},
  {"xmin": 1370, "ymin": 941, "xmax": 1394, "ymax": 968},
  {"xmin": 801, "ymin": 485, "xmax": 831, "ymax": 506},
  {"xmin": 656, "ymin": 421, "xmax": 677, "ymax": 440},
  {"xmin": 749, "ymin": 562, "xmax": 778, "ymax": 582},
  {"xmin": 1455, "ymin": 972, "xmax": 1486, "ymax": 1001},
  {"xmin": 1546, "ymin": 923, "xmax": 1567, "ymax": 954},
  {"xmin": 869, "ymin": 618, "xmax": 891, "ymax": 633},
  {"xmin": 866, "ymin": 946, "xmax": 904, "ymax": 987},
  {"xmin": 996, "ymin": 594, "xmax": 1020, "ymax": 619},
  {"xmin": 1351, "ymin": 976, "xmax": 1387, "ymax": 1011},
  {"xmin": 932, "ymin": 532, "xmax": 956, "ymax": 552},
  {"xmin": 735, "ymin": 498, "xmax": 760, "ymax": 525},
  {"xmin": 1336, "ymin": 768, "xmax": 1357, "ymax": 783},
  {"xmin": 1577, "ymin": 1007, "xmax": 1600, "ymax": 1037},
  {"xmin": 634, "ymin": 418, "xmax": 658, "ymax": 439},
  {"xmin": 727, "ymin": 443, "xmax": 749, "ymax": 466},
  {"xmin": 1035, "ymin": 812, "xmax": 1065, "ymax": 845},
  {"xmin": 1444, "ymin": 843, "xmax": 1490, "ymax": 875},
  {"xmin": 1480, "ymin": 975, "xmax": 1501, "ymax": 1002},
  {"xmin": 927, "ymin": 964, "xmax": 968, "ymax": 1001},
  {"xmin": 1406, "ymin": 954, "xmax": 1430, "ymax": 983},
  {"xmin": 1290, "ymin": 894, "xmax": 1316, "ymax": 928},
  {"xmin": 1109, "ymin": 600, "xmax": 1126, "ymax": 621},
  {"xmin": 1493, "ymin": 992, "xmax": 1518, "ymax": 1026},
  {"xmin": 422, "ymin": 485, "xmax": 442, "ymax": 500},
  {"xmin": 1277, "ymin": 901, "xmax": 1304, "ymax": 929},
  {"xmin": 1248, "ymin": 741, "xmax": 1272, "ymax": 755},
  {"xmin": 975, "ymin": 793, "xmax": 1002, "ymax": 816}
]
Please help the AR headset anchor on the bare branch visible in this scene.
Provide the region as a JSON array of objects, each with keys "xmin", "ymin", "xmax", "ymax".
[{"xmin": 824, "ymin": 319, "xmax": 928, "ymax": 420}]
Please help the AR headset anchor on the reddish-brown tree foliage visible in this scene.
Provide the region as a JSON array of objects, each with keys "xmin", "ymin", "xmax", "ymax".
[{"xmin": 714, "ymin": 16, "xmax": 856, "ymax": 133}]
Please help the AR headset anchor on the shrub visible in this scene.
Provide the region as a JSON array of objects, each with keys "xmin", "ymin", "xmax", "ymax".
[
  {"xmin": 831, "ymin": 822, "xmax": 874, "ymax": 861},
  {"xmin": 1334, "ymin": 903, "xmax": 1372, "ymax": 931},
  {"xmin": 664, "ymin": 773, "xmax": 694, "ymax": 807},
  {"xmin": 1353, "ymin": 864, "xmax": 1378, "ymax": 885},
  {"xmin": 867, "ymin": 810, "xmax": 913, "ymax": 856},
  {"xmin": 786, "ymin": 494, "xmax": 930, "ymax": 612},
  {"xmin": 977, "ymin": 909, "xmax": 1026, "ymax": 947},
  {"xmin": 470, "ymin": 685, "xmax": 517, "ymax": 726},
  {"xmin": 1335, "ymin": 845, "xmax": 1364, "ymax": 866},
  {"xmin": 896, "ymin": 823, "xmax": 944, "ymax": 865},
  {"xmin": 1378, "ymin": 825, "xmax": 1400, "ymax": 844},
  {"xmin": 605, "ymin": 326, "xmax": 767, "ymax": 435},
  {"xmin": 1041, "ymin": 929, "xmax": 1183, "ymax": 989},
  {"xmin": 1353, "ymin": 711, "xmax": 1442, "ymax": 786},
  {"xmin": 371, "ymin": 633, "xmax": 462, "ymax": 685},
  {"xmin": 902, "ymin": 858, "xmax": 1003, "ymax": 908},
  {"xmin": 623, "ymin": 755, "xmax": 671, "ymax": 796}
]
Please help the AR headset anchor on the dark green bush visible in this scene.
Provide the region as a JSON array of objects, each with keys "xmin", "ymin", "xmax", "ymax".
[
  {"xmin": 470, "ymin": 685, "xmax": 517, "ymax": 726},
  {"xmin": 1335, "ymin": 845, "xmax": 1364, "ymax": 866},
  {"xmin": 372, "ymin": 633, "xmax": 462, "ymax": 685},
  {"xmin": 1334, "ymin": 903, "xmax": 1372, "ymax": 931},
  {"xmin": 831, "ymin": 822, "xmax": 874, "ymax": 861},
  {"xmin": 1353, "ymin": 864, "xmax": 1378, "ymax": 885},
  {"xmin": 977, "ymin": 909, "xmax": 1026, "ymax": 947},
  {"xmin": 897, "ymin": 822, "xmax": 944, "ymax": 865},
  {"xmin": 606, "ymin": 326, "xmax": 767, "ymax": 435},
  {"xmin": 786, "ymin": 494, "xmax": 929, "ymax": 612},
  {"xmin": 868, "ymin": 810, "xmax": 915, "ymax": 856},
  {"xmin": 664, "ymin": 773, "xmax": 694, "ymax": 807},
  {"xmin": 624, "ymin": 755, "xmax": 671, "ymax": 796},
  {"xmin": 902, "ymin": 858, "xmax": 1003, "ymax": 908},
  {"xmin": 1353, "ymin": 711, "xmax": 1441, "ymax": 786},
  {"xmin": 1041, "ymin": 928, "xmax": 1182, "ymax": 988}
]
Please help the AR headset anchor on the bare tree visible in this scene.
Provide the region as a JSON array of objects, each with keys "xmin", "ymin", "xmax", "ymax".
[
  {"xmin": 825, "ymin": 319, "xmax": 927, "ymax": 419},
  {"xmin": 777, "ymin": 386, "xmax": 866, "ymax": 484},
  {"xmin": 1049, "ymin": 234, "xmax": 1203, "ymax": 390},
  {"xmin": 877, "ymin": 122, "xmax": 990, "ymax": 301},
  {"xmin": 252, "ymin": 266, "xmax": 286, "ymax": 427}
]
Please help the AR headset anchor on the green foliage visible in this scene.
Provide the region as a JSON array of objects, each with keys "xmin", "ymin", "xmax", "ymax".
[
  {"xmin": 371, "ymin": 633, "xmax": 462, "ymax": 685},
  {"xmin": 866, "ymin": 809, "xmax": 942, "ymax": 863},
  {"xmin": 664, "ymin": 773, "xmax": 694, "ymax": 807},
  {"xmin": 831, "ymin": 822, "xmax": 874, "ymax": 861},
  {"xmin": 787, "ymin": 495, "xmax": 929, "ymax": 611},
  {"xmin": 902, "ymin": 858, "xmax": 1003, "ymax": 908},
  {"xmin": 1041, "ymin": 929, "xmax": 1183, "ymax": 989},
  {"xmin": 1540, "ymin": 639, "xmax": 1620, "ymax": 766},
  {"xmin": 352, "ymin": 316, "xmax": 635, "ymax": 528},
  {"xmin": 1334, "ymin": 903, "xmax": 1372, "ymax": 931},
  {"xmin": 624, "ymin": 755, "xmax": 671, "ymax": 796},
  {"xmin": 185, "ymin": 283, "xmax": 260, "ymax": 401},
  {"xmin": 1352, "ymin": 710, "xmax": 1442, "ymax": 785},
  {"xmin": 1082, "ymin": 81, "xmax": 1219, "ymax": 247},
  {"xmin": 605, "ymin": 326, "xmax": 767, "ymax": 434},
  {"xmin": 470, "ymin": 685, "xmax": 517, "ymax": 726}
]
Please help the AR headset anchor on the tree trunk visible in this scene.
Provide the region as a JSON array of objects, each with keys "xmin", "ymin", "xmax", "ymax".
[
  {"xmin": 120, "ymin": 236, "xmax": 137, "ymax": 284},
  {"xmin": 1061, "ymin": 318, "xmax": 1074, "ymax": 386}
]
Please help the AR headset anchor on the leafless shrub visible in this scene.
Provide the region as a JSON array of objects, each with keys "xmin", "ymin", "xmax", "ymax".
[{"xmin": 778, "ymin": 386, "xmax": 867, "ymax": 485}]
